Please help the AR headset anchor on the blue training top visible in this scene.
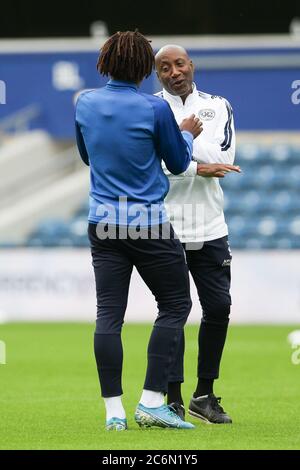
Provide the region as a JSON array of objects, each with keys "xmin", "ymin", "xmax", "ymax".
[{"xmin": 75, "ymin": 79, "xmax": 193, "ymax": 226}]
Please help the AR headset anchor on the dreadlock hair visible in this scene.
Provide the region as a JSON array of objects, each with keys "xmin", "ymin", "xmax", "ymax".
[{"xmin": 97, "ymin": 30, "xmax": 154, "ymax": 83}]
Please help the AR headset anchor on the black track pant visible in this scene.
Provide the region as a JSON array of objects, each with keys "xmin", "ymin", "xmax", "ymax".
[
  {"xmin": 88, "ymin": 223, "xmax": 192, "ymax": 398},
  {"xmin": 169, "ymin": 236, "xmax": 232, "ymax": 382}
]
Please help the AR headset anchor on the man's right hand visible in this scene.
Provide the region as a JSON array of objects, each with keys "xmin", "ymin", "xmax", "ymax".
[
  {"xmin": 180, "ymin": 114, "xmax": 203, "ymax": 139},
  {"xmin": 197, "ymin": 163, "xmax": 241, "ymax": 178}
]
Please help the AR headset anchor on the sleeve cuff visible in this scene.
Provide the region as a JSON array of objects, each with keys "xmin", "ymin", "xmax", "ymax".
[
  {"xmin": 181, "ymin": 130, "xmax": 193, "ymax": 144},
  {"xmin": 182, "ymin": 160, "xmax": 198, "ymax": 177}
]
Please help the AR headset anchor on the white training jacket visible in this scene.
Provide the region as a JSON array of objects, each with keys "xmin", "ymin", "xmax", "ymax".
[{"xmin": 156, "ymin": 84, "xmax": 236, "ymax": 243}]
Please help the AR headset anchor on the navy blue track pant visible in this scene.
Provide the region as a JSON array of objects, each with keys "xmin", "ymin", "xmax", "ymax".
[
  {"xmin": 88, "ymin": 223, "xmax": 192, "ymax": 398},
  {"xmin": 169, "ymin": 236, "xmax": 232, "ymax": 382}
]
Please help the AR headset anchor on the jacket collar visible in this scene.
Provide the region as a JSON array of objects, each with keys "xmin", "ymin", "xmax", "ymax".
[
  {"xmin": 163, "ymin": 82, "xmax": 198, "ymax": 106},
  {"xmin": 107, "ymin": 79, "xmax": 138, "ymax": 91}
]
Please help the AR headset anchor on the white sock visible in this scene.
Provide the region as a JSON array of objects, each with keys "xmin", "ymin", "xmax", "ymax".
[
  {"xmin": 103, "ymin": 396, "xmax": 126, "ymax": 421},
  {"xmin": 140, "ymin": 390, "xmax": 164, "ymax": 408}
]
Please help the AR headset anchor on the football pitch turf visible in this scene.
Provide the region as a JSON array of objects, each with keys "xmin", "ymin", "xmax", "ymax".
[{"xmin": 0, "ymin": 323, "xmax": 299, "ymax": 450}]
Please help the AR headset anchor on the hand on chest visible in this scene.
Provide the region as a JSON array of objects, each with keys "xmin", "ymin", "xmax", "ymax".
[{"xmin": 175, "ymin": 105, "xmax": 217, "ymax": 141}]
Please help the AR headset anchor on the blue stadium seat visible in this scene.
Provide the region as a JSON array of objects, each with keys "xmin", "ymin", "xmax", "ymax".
[
  {"xmin": 68, "ymin": 218, "xmax": 89, "ymax": 246},
  {"xmin": 224, "ymin": 191, "xmax": 262, "ymax": 215},
  {"xmin": 269, "ymin": 144, "xmax": 300, "ymax": 164},
  {"xmin": 29, "ymin": 219, "xmax": 70, "ymax": 237},
  {"xmin": 224, "ymin": 189, "xmax": 300, "ymax": 217},
  {"xmin": 227, "ymin": 234, "xmax": 247, "ymax": 249},
  {"xmin": 273, "ymin": 191, "xmax": 300, "ymax": 213},
  {"xmin": 286, "ymin": 165, "xmax": 300, "ymax": 190},
  {"xmin": 250, "ymin": 190, "xmax": 300, "ymax": 215},
  {"xmin": 26, "ymin": 219, "xmax": 74, "ymax": 247},
  {"xmin": 73, "ymin": 200, "xmax": 90, "ymax": 218},
  {"xmin": 235, "ymin": 143, "xmax": 269, "ymax": 164},
  {"xmin": 221, "ymin": 171, "xmax": 253, "ymax": 190},
  {"xmin": 223, "ymin": 191, "xmax": 244, "ymax": 214},
  {"xmin": 274, "ymin": 237, "xmax": 294, "ymax": 249},
  {"xmin": 244, "ymin": 237, "xmax": 273, "ymax": 249},
  {"xmin": 288, "ymin": 217, "xmax": 300, "ymax": 237},
  {"xmin": 0, "ymin": 241, "xmax": 18, "ymax": 248},
  {"xmin": 252, "ymin": 165, "xmax": 280, "ymax": 189},
  {"xmin": 256, "ymin": 216, "xmax": 287, "ymax": 238},
  {"xmin": 269, "ymin": 144, "xmax": 293, "ymax": 164},
  {"xmin": 227, "ymin": 216, "xmax": 258, "ymax": 238},
  {"xmin": 69, "ymin": 218, "xmax": 88, "ymax": 237},
  {"xmin": 289, "ymin": 146, "xmax": 300, "ymax": 163}
]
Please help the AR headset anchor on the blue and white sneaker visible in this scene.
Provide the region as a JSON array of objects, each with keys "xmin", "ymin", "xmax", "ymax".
[
  {"xmin": 106, "ymin": 417, "xmax": 128, "ymax": 431},
  {"xmin": 135, "ymin": 404, "xmax": 195, "ymax": 429}
]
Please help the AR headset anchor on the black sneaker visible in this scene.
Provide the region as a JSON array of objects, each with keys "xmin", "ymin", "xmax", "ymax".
[
  {"xmin": 188, "ymin": 394, "xmax": 232, "ymax": 424},
  {"xmin": 168, "ymin": 402, "xmax": 186, "ymax": 421}
]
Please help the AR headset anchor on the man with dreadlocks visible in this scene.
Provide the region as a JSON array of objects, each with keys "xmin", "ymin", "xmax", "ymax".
[{"xmin": 75, "ymin": 31, "xmax": 202, "ymax": 431}]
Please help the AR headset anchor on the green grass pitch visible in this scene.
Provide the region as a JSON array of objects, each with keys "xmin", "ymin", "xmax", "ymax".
[{"xmin": 0, "ymin": 323, "xmax": 299, "ymax": 450}]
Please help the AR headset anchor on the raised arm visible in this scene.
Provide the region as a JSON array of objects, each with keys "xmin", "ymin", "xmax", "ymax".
[{"xmin": 153, "ymin": 99, "xmax": 201, "ymax": 175}]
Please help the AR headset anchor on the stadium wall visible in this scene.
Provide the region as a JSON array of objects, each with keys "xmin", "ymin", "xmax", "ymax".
[
  {"xmin": 0, "ymin": 249, "xmax": 299, "ymax": 324},
  {"xmin": 0, "ymin": 35, "xmax": 300, "ymax": 137}
]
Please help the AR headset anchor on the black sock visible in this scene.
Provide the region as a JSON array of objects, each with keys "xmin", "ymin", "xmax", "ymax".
[
  {"xmin": 167, "ymin": 382, "xmax": 184, "ymax": 405},
  {"xmin": 194, "ymin": 378, "xmax": 214, "ymax": 398}
]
